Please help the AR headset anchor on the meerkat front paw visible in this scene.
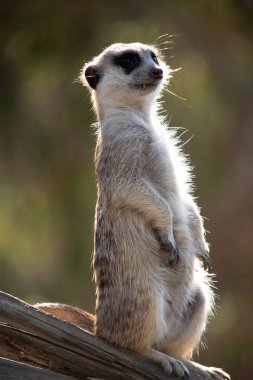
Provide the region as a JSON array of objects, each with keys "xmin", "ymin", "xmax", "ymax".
[
  {"xmin": 197, "ymin": 248, "xmax": 211, "ymax": 272},
  {"xmin": 163, "ymin": 242, "xmax": 180, "ymax": 266},
  {"xmin": 145, "ymin": 349, "xmax": 189, "ymax": 378},
  {"xmin": 159, "ymin": 355, "xmax": 189, "ymax": 378},
  {"xmin": 153, "ymin": 228, "xmax": 180, "ymax": 266}
]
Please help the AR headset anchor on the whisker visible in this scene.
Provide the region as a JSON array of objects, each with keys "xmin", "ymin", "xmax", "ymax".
[
  {"xmin": 180, "ymin": 134, "xmax": 194, "ymax": 147},
  {"xmin": 156, "ymin": 34, "xmax": 177, "ymax": 45},
  {"xmin": 169, "ymin": 126, "xmax": 187, "ymax": 131},
  {"xmin": 158, "ymin": 41, "xmax": 174, "ymax": 46},
  {"xmin": 153, "ymin": 33, "xmax": 170, "ymax": 45},
  {"xmin": 164, "ymin": 88, "xmax": 192, "ymax": 109},
  {"xmin": 165, "ymin": 88, "xmax": 187, "ymax": 101},
  {"xmin": 159, "ymin": 47, "xmax": 173, "ymax": 51},
  {"xmin": 170, "ymin": 67, "xmax": 182, "ymax": 73},
  {"xmin": 178, "ymin": 129, "xmax": 190, "ymax": 140},
  {"xmin": 169, "ymin": 34, "xmax": 178, "ymax": 39}
]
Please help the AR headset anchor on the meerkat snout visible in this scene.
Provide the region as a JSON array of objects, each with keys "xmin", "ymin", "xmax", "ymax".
[{"xmin": 150, "ymin": 67, "xmax": 163, "ymax": 79}]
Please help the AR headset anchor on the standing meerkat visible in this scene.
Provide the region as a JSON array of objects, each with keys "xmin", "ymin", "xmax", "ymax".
[{"xmin": 37, "ymin": 42, "xmax": 230, "ymax": 379}]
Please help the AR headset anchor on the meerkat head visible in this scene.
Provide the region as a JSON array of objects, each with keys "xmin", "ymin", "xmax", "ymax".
[{"xmin": 81, "ymin": 43, "xmax": 171, "ymax": 117}]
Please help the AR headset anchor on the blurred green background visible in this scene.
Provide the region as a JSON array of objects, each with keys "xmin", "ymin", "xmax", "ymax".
[{"xmin": 1, "ymin": 1, "xmax": 252, "ymax": 378}]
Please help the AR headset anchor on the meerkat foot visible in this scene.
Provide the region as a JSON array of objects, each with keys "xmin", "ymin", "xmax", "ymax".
[
  {"xmin": 191, "ymin": 361, "xmax": 230, "ymax": 380},
  {"xmin": 197, "ymin": 249, "xmax": 211, "ymax": 272},
  {"xmin": 145, "ymin": 349, "xmax": 189, "ymax": 378},
  {"xmin": 205, "ymin": 367, "xmax": 231, "ymax": 380}
]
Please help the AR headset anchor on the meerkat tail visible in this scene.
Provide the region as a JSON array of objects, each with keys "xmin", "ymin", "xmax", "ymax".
[{"xmin": 35, "ymin": 303, "xmax": 94, "ymax": 333}]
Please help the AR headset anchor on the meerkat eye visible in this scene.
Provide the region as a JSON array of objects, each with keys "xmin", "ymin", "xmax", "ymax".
[
  {"xmin": 113, "ymin": 51, "xmax": 141, "ymax": 74},
  {"xmin": 122, "ymin": 57, "xmax": 133, "ymax": 65},
  {"xmin": 151, "ymin": 52, "xmax": 159, "ymax": 64}
]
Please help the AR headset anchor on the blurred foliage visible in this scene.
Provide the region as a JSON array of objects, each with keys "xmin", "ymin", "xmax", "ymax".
[{"xmin": 0, "ymin": 1, "xmax": 252, "ymax": 378}]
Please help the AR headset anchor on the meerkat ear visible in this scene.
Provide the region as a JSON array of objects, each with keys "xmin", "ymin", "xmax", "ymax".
[{"xmin": 83, "ymin": 65, "xmax": 100, "ymax": 90}]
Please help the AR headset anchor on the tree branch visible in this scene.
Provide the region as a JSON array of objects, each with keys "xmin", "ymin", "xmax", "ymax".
[{"xmin": 0, "ymin": 291, "xmax": 218, "ymax": 379}]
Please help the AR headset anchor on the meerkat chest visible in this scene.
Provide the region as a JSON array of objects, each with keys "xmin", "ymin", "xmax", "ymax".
[{"xmin": 145, "ymin": 128, "xmax": 179, "ymax": 200}]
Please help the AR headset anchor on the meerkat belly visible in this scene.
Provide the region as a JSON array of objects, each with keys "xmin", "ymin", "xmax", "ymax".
[
  {"xmin": 145, "ymin": 135, "xmax": 203, "ymax": 338},
  {"xmin": 146, "ymin": 137, "xmax": 194, "ymax": 263}
]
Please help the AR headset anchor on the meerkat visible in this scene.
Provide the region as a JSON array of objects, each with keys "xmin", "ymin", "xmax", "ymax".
[{"xmin": 36, "ymin": 42, "xmax": 230, "ymax": 379}]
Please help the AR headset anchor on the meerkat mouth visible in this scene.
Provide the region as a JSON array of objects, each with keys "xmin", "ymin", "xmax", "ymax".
[{"xmin": 133, "ymin": 82, "xmax": 159, "ymax": 90}]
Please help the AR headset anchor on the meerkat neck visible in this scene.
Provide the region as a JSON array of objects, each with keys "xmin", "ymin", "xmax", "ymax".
[{"xmin": 95, "ymin": 97, "xmax": 157, "ymax": 127}]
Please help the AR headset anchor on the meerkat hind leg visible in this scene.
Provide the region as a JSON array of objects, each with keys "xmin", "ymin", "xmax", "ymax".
[{"xmin": 144, "ymin": 348, "xmax": 189, "ymax": 378}]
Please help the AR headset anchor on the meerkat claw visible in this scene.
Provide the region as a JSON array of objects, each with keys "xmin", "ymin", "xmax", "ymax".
[
  {"xmin": 153, "ymin": 228, "xmax": 180, "ymax": 266},
  {"xmin": 164, "ymin": 243, "xmax": 180, "ymax": 266},
  {"xmin": 197, "ymin": 249, "xmax": 211, "ymax": 272}
]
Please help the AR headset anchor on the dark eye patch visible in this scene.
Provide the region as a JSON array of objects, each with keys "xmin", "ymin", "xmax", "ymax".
[
  {"xmin": 113, "ymin": 50, "xmax": 141, "ymax": 74},
  {"xmin": 150, "ymin": 52, "xmax": 159, "ymax": 64}
]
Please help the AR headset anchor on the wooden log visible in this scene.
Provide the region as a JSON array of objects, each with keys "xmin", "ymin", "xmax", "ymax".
[
  {"xmin": 0, "ymin": 357, "xmax": 76, "ymax": 380},
  {"xmin": 0, "ymin": 291, "xmax": 222, "ymax": 379}
]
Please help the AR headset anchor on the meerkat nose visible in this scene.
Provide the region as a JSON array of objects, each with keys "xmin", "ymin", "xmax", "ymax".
[{"xmin": 151, "ymin": 67, "xmax": 163, "ymax": 79}]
